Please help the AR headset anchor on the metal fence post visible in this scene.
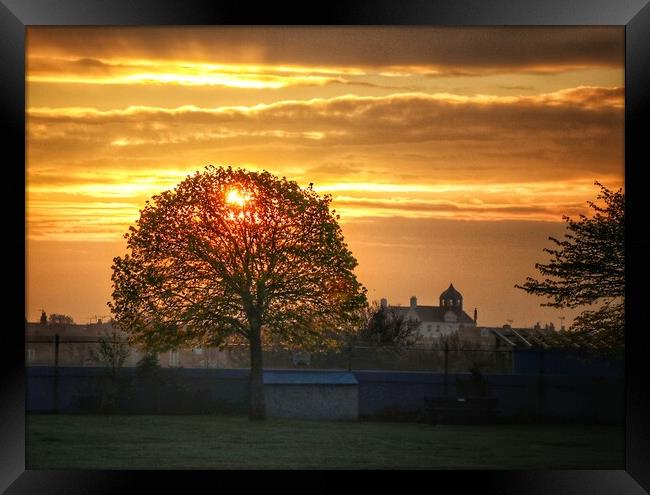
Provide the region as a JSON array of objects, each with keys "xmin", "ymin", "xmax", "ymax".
[
  {"xmin": 537, "ymin": 348, "xmax": 545, "ymax": 415},
  {"xmin": 444, "ymin": 341, "xmax": 449, "ymax": 399},
  {"xmin": 53, "ymin": 334, "xmax": 60, "ymax": 413},
  {"xmin": 347, "ymin": 344, "xmax": 353, "ymax": 372}
]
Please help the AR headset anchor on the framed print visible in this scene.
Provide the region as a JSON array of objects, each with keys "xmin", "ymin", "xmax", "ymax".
[{"xmin": 1, "ymin": 0, "xmax": 649, "ymax": 493}]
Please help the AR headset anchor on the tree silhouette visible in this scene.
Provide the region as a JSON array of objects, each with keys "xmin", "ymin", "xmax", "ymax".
[
  {"xmin": 88, "ymin": 331, "xmax": 130, "ymax": 376},
  {"xmin": 355, "ymin": 301, "xmax": 421, "ymax": 346},
  {"xmin": 88, "ymin": 331, "xmax": 131, "ymax": 412},
  {"xmin": 109, "ymin": 166, "xmax": 367, "ymax": 419},
  {"xmin": 48, "ymin": 313, "xmax": 74, "ymax": 325},
  {"xmin": 516, "ymin": 182, "xmax": 624, "ymax": 352}
]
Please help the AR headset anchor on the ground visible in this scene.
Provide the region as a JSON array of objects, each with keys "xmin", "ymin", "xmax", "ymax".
[{"xmin": 27, "ymin": 414, "xmax": 624, "ymax": 470}]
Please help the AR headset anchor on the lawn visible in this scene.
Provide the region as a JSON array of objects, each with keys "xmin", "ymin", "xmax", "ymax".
[{"xmin": 26, "ymin": 414, "xmax": 624, "ymax": 469}]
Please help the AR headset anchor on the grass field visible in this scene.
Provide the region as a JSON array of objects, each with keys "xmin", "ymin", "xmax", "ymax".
[{"xmin": 26, "ymin": 414, "xmax": 624, "ymax": 469}]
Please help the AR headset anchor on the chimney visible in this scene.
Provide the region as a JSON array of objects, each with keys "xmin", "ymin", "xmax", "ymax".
[
  {"xmin": 380, "ymin": 298, "xmax": 388, "ymax": 309},
  {"xmin": 473, "ymin": 308, "xmax": 478, "ymax": 324},
  {"xmin": 410, "ymin": 296, "xmax": 417, "ymax": 309}
]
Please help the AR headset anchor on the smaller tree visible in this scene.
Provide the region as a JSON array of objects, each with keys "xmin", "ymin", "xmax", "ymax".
[
  {"xmin": 48, "ymin": 313, "xmax": 74, "ymax": 325},
  {"xmin": 135, "ymin": 352, "xmax": 161, "ymax": 375},
  {"xmin": 431, "ymin": 332, "xmax": 495, "ymax": 373},
  {"xmin": 87, "ymin": 331, "xmax": 130, "ymax": 412},
  {"xmin": 39, "ymin": 310, "xmax": 47, "ymax": 325},
  {"xmin": 430, "ymin": 333, "xmax": 493, "ymax": 397},
  {"xmin": 515, "ymin": 182, "xmax": 624, "ymax": 354},
  {"xmin": 89, "ymin": 331, "xmax": 130, "ymax": 376},
  {"xmin": 355, "ymin": 301, "xmax": 421, "ymax": 346}
]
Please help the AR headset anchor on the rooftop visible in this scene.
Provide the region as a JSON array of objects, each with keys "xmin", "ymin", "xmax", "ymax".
[
  {"xmin": 487, "ymin": 326, "xmax": 617, "ymax": 350},
  {"xmin": 263, "ymin": 371, "xmax": 358, "ymax": 385},
  {"xmin": 392, "ymin": 305, "xmax": 474, "ymax": 324},
  {"xmin": 440, "ymin": 283, "xmax": 462, "ymax": 300}
]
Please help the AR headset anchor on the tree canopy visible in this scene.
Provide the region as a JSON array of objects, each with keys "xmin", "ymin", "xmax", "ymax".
[
  {"xmin": 515, "ymin": 182, "xmax": 624, "ymax": 351},
  {"xmin": 109, "ymin": 166, "xmax": 367, "ymax": 418}
]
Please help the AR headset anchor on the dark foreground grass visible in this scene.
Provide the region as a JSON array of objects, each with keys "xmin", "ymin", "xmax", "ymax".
[{"xmin": 26, "ymin": 414, "xmax": 624, "ymax": 469}]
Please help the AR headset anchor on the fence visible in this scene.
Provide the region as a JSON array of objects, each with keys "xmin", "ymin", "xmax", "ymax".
[
  {"xmin": 25, "ymin": 335, "xmax": 514, "ymax": 373},
  {"xmin": 25, "ymin": 366, "xmax": 625, "ymax": 423},
  {"xmin": 25, "ymin": 336, "xmax": 624, "ymax": 422}
]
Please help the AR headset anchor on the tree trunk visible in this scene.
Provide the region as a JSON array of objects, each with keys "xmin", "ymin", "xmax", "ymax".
[{"xmin": 248, "ymin": 325, "xmax": 266, "ymax": 420}]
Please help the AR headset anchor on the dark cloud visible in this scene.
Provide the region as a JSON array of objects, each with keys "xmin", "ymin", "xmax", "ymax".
[
  {"xmin": 28, "ymin": 56, "xmax": 125, "ymax": 76},
  {"xmin": 498, "ymin": 85, "xmax": 536, "ymax": 91},
  {"xmin": 27, "ymin": 56, "xmax": 414, "ymax": 91},
  {"xmin": 27, "ymin": 27, "xmax": 623, "ymax": 72},
  {"xmin": 307, "ymin": 162, "xmax": 365, "ymax": 177},
  {"xmin": 28, "ymin": 89, "xmax": 624, "ymax": 147},
  {"xmin": 333, "ymin": 198, "xmax": 587, "ymax": 217}
]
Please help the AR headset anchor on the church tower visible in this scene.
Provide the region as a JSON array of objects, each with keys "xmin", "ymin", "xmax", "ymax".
[{"xmin": 439, "ymin": 283, "xmax": 463, "ymax": 310}]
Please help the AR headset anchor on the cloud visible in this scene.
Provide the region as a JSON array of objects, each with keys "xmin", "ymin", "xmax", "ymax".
[
  {"xmin": 27, "ymin": 88, "xmax": 623, "ymax": 165},
  {"xmin": 27, "ymin": 58, "xmax": 358, "ymax": 89},
  {"xmin": 330, "ymin": 196, "xmax": 589, "ymax": 221},
  {"xmin": 498, "ymin": 85, "xmax": 536, "ymax": 91},
  {"xmin": 27, "ymin": 88, "xmax": 623, "ymax": 194},
  {"xmin": 27, "ymin": 27, "xmax": 623, "ymax": 74},
  {"xmin": 29, "ymin": 86, "xmax": 623, "ymax": 128},
  {"xmin": 26, "ymin": 88, "xmax": 623, "ymax": 239},
  {"xmin": 27, "ymin": 56, "xmax": 414, "ymax": 90}
]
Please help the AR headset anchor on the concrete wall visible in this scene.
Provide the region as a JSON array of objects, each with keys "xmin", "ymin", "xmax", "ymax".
[
  {"xmin": 265, "ymin": 384, "xmax": 358, "ymax": 420},
  {"xmin": 26, "ymin": 367, "xmax": 624, "ymax": 423}
]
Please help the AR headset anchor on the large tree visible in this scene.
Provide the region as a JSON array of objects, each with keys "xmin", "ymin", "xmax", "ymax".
[
  {"xmin": 515, "ymin": 182, "xmax": 624, "ymax": 351},
  {"xmin": 109, "ymin": 166, "xmax": 367, "ymax": 419}
]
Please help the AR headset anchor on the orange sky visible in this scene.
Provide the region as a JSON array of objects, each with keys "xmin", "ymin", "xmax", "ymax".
[{"xmin": 25, "ymin": 27, "xmax": 624, "ymax": 327}]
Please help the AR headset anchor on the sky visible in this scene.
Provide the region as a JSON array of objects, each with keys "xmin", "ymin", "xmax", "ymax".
[{"xmin": 26, "ymin": 27, "xmax": 624, "ymax": 327}]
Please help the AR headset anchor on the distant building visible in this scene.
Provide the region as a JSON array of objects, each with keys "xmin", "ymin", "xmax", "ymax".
[
  {"xmin": 381, "ymin": 283, "xmax": 477, "ymax": 344},
  {"xmin": 478, "ymin": 324, "xmax": 612, "ymax": 350},
  {"xmin": 25, "ymin": 321, "xmax": 140, "ymax": 367},
  {"xmin": 24, "ymin": 321, "xmax": 242, "ymax": 368}
]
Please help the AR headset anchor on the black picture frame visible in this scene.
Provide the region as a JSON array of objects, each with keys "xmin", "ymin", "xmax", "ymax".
[{"xmin": 2, "ymin": 0, "xmax": 649, "ymax": 493}]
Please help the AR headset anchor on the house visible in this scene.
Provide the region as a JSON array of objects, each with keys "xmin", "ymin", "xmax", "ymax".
[
  {"xmin": 24, "ymin": 321, "xmax": 239, "ymax": 368},
  {"xmin": 382, "ymin": 283, "xmax": 477, "ymax": 344},
  {"xmin": 25, "ymin": 321, "xmax": 142, "ymax": 367}
]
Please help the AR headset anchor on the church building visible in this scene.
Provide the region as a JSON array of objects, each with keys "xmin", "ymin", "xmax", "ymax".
[{"xmin": 381, "ymin": 283, "xmax": 477, "ymax": 342}]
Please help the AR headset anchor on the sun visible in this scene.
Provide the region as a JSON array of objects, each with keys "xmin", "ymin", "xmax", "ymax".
[{"xmin": 226, "ymin": 189, "xmax": 248, "ymax": 207}]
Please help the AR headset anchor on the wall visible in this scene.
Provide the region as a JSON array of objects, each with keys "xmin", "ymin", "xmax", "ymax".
[
  {"xmin": 27, "ymin": 367, "xmax": 249, "ymax": 415},
  {"xmin": 355, "ymin": 370, "xmax": 623, "ymax": 423},
  {"xmin": 513, "ymin": 349, "xmax": 623, "ymax": 376},
  {"xmin": 26, "ymin": 367, "xmax": 624, "ymax": 423}
]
